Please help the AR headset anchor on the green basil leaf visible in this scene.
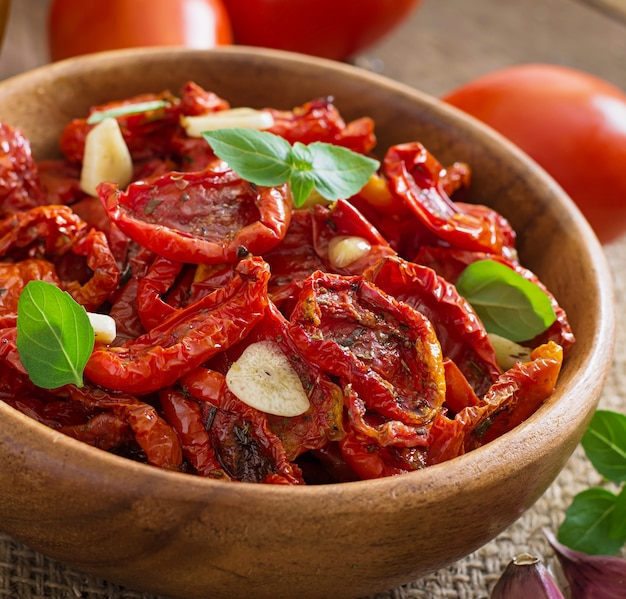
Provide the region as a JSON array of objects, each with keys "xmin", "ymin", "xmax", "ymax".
[
  {"xmin": 455, "ymin": 259, "xmax": 556, "ymax": 342},
  {"xmin": 289, "ymin": 169, "xmax": 316, "ymax": 208},
  {"xmin": 202, "ymin": 128, "xmax": 292, "ymax": 186},
  {"xmin": 202, "ymin": 128, "xmax": 380, "ymax": 208},
  {"xmin": 86, "ymin": 100, "xmax": 171, "ymax": 125},
  {"xmin": 610, "ymin": 484, "xmax": 626, "ymax": 542},
  {"xmin": 16, "ymin": 280, "xmax": 95, "ymax": 389},
  {"xmin": 308, "ymin": 141, "xmax": 380, "ymax": 201},
  {"xmin": 582, "ymin": 410, "xmax": 626, "ymax": 483},
  {"xmin": 558, "ymin": 487, "xmax": 625, "ymax": 555}
]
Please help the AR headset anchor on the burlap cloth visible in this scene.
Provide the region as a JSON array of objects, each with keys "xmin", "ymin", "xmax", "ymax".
[{"xmin": 0, "ymin": 0, "xmax": 625, "ymax": 597}]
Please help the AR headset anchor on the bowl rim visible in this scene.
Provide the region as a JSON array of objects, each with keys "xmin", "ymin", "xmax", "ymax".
[{"xmin": 0, "ymin": 45, "xmax": 616, "ymax": 503}]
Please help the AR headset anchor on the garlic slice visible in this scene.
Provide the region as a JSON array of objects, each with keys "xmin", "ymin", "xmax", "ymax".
[
  {"xmin": 79, "ymin": 117, "xmax": 133, "ymax": 197},
  {"xmin": 181, "ymin": 107, "xmax": 275, "ymax": 138},
  {"xmin": 87, "ymin": 312, "xmax": 117, "ymax": 345},
  {"xmin": 225, "ymin": 340, "xmax": 311, "ymax": 417}
]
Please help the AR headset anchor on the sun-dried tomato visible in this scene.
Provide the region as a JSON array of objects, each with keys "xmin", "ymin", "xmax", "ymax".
[{"xmin": 99, "ymin": 169, "xmax": 292, "ymax": 264}]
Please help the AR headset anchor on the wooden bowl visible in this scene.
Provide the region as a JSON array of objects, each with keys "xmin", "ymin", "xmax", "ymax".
[{"xmin": 0, "ymin": 47, "xmax": 615, "ymax": 599}]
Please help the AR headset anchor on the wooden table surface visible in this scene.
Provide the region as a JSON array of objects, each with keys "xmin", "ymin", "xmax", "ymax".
[{"xmin": 1, "ymin": 1, "xmax": 625, "ymax": 598}]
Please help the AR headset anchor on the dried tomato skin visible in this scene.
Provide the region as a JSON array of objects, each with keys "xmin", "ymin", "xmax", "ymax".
[
  {"xmin": 159, "ymin": 386, "xmax": 228, "ymax": 478},
  {"xmin": 265, "ymin": 97, "xmax": 376, "ymax": 154},
  {"xmin": 0, "ymin": 260, "xmax": 61, "ymax": 327},
  {"xmin": 61, "ymin": 228, "xmax": 121, "ymax": 311},
  {"xmin": 264, "ymin": 209, "xmax": 326, "ymax": 311},
  {"xmin": 179, "ymin": 81, "xmax": 231, "ymax": 116},
  {"xmin": 136, "ymin": 255, "xmax": 185, "ymax": 331},
  {"xmin": 427, "ymin": 341, "xmax": 564, "ymax": 466},
  {"xmin": 181, "ymin": 367, "xmax": 304, "ymax": 485},
  {"xmin": 339, "ymin": 426, "xmax": 428, "ymax": 480},
  {"xmin": 0, "ymin": 205, "xmax": 120, "ymax": 311},
  {"xmin": 0, "ymin": 204, "xmax": 87, "ymax": 260},
  {"xmin": 311, "ymin": 199, "xmax": 396, "ymax": 276},
  {"xmin": 364, "ymin": 256, "xmax": 501, "ymax": 397},
  {"xmin": 62, "ymin": 384, "xmax": 184, "ymax": 470},
  {"xmin": 383, "ymin": 142, "xmax": 517, "ymax": 259},
  {"xmin": 0, "ymin": 123, "xmax": 46, "ymax": 217},
  {"xmin": 289, "ymin": 270, "xmax": 446, "ymax": 438},
  {"xmin": 59, "ymin": 91, "xmax": 182, "ymax": 164},
  {"xmin": 36, "ymin": 159, "xmax": 85, "ymax": 206},
  {"xmin": 84, "ymin": 256, "xmax": 271, "ymax": 395},
  {"xmin": 100, "ymin": 169, "xmax": 292, "ymax": 264},
  {"xmin": 136, "ymin": 258, "xmax": 239, "ymax": 331}
]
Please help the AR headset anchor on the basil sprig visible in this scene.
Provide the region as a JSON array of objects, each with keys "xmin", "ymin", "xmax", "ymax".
[
  {"xmin": 455, "ymin": 259, "xmax": 556, "ymax": 342},
  {"xmin": 16, "ymin": 280, "xmax": 94, "ymax": 389},
  {"xmin": 202, "ymin": 128, "xmax": 380, "ymax": 208}
]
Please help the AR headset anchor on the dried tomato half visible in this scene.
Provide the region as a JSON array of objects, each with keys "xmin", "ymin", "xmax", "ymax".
[
  {"xmin": 99, "ymin": 169, "xmax": 292, "ymax": 264},
  {"xmin": 364, "ymin": 255, "xmax": 501, "ymax": 396},
  {"xmin": 383, "ymin": 142, "xmax": 517, "ymax": 258},
  {"xmin": 181, "ymin": 366, "xmax": 304, "ymax": 484},
  {"xmin": 288, "ymin": 270, "xmax": 446, "ymax": 445}
]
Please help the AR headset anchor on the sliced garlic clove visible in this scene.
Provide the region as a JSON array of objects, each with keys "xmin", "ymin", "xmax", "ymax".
[
  {"xmin": 79, "ymin": 117, "xmax": 133, "ymax": 197},
  {"xmin": 328, "ymin": 235, "xmax": 372, "ymax": 269},
  {"xmin": 181, "ymin": 107, "xmax": 275, "ymax": 138},
  {"xmin": 225, "ymin": 340, "xmax": 311, "ymax": 417},
  {"xmin": 87, "ymin": 312, "xmax": 117, "ymax": 345},
  {"xmin": 488, "ymin": 332, "xmax": 533, "ymax": 371}
]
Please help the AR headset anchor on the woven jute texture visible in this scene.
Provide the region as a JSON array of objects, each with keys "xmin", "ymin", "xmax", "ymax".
[{"xmin": 1, "ymin": 0, "xmax": 625, "ymax": 597}]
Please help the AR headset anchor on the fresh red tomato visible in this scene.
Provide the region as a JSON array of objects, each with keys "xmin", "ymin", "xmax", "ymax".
[
  {"xmin": 443, "ymin": 64, "xmax": 626, "ymax": 243},
  {"xmin": 47, "ymin": 0, "xmax": 233, "ymax": 62},
  {"xmin": 221, "ymin": 0, "xmax": 422, "ymax": 61}
]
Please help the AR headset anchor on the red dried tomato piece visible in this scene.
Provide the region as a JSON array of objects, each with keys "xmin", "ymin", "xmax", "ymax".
[
  {"xmin": 265, "ymin": 97, "xmax": 376, "ymax": 154},
  {"xmin": 84, "ymin": 256, "xmax": 270, "ymax": 394},
  {"xmin": 0, "ymin": 260, "xmax": 61, "ymax": 327},
  {"xmin": 289, "ymin": 270, "xmax": 446, "ymax": 442},
  {"xmin": 59, "ymin": 90, "xmax": 181, "ymax": 164},
  {"xmin": 181, "ymin": 366, "xmax": 304, "ymax": 485},
  {"xmin": 311, "ymin": 199, "xmax": 396, "ymax": 275},
  {"xmin": 383, "ymin": 142, "xmax": 517, "ymax": 258},
  {"xmin": 364, "ymin": 255, "xmax": 501, "ymax": 396},
  {"xmin": 427, "ymin": 341, "xmax": 564, "ymax": 465},
  {"xmin": 99, "ymin": 169, "xmax": 292, "ymax": 264},
  {"xmin": 212, "ymin": 300, "xmax": 346, "ymax": 460},
  {"xmin": 264, "ymin": 209, "xmax": 326, "ymax": 311},
  {"xmin": 159, "ymin": 386, "xmax": 229, "ymax": 479},
  {"xmin": 63, "ymin": 384, "xmax": 183, "ymax": 470},
  {"xmin": 0, "ymin": 122, "xmax": 45, "ymax": 217}
]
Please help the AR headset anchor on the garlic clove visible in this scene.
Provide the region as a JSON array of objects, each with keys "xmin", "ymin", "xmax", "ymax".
[
  {"xmin": 87, "ymin": 312, "xmax": 117, "ymax": 345},
  {"xmin": 327, "ymin": 235, "xmax": 372, "ymax": 269},
  {"xmin": 544, "ymin": 527, "xmax": 626, "ymax": 599},
  {"xmin": 491, "ymin": 553, "xmax": 565, "ymax": 598},
  {"xmin": 79, "ymin": 117, "xmax": 133, "ymax": 197},
  {"xmin": 225, "ymin": 340, "xmax": 311, "ymax": 417},
  {"xmin": 488, "ymin": 332, "xmax": 533, "ymax": 371}
]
